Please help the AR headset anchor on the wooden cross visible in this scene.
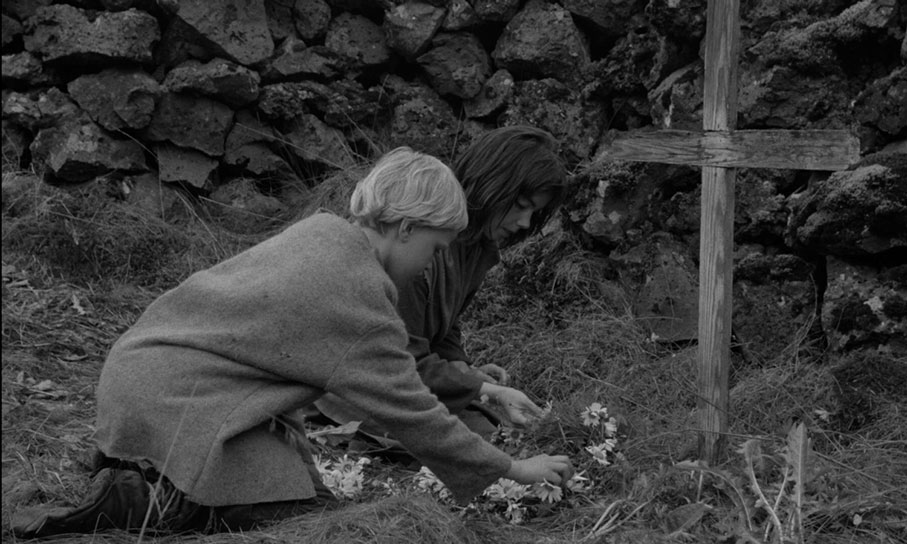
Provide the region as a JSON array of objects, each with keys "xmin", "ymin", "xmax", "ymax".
[{"xmin": 594, "ymin": 0, "xmax": 859, "ymax": 464}]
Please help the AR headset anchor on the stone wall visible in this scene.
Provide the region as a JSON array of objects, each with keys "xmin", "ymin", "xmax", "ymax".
[{"xmin": 2, "ymin": 0, "xmax": 905, "ymax": 361}]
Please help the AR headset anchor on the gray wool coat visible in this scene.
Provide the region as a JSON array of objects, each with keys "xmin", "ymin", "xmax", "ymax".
[{"xmin": 95, "ymin": 213, "xmax": 511, "ymax": 506}]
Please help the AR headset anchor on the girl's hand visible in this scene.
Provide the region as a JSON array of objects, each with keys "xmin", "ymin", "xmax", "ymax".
[
  {"xmin": 476, "ymin": 363, "xmax": 510, "ymax": 386},
  {"xmin": 480, "ymin": 383, "xmax": 544, "ymax": 427},
  {"xmin": 506, "ymin": 454, "xmax": 574, "ymax": 485}
]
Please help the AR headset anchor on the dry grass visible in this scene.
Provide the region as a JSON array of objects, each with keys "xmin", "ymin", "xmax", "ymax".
[{"xmin": 2, "ymin": 170, "xmax": 906, "ymax": 544}]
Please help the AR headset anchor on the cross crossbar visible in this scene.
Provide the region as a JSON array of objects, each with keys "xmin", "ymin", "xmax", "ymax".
[{"xmin": 597, "ymin": 129, "xmax": 860, "ymax": 170}]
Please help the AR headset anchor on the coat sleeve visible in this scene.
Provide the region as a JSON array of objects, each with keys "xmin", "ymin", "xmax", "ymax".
[
  {"xmin": 323, "ymin": 321, "xmax": 510, "ymax": 503},
  {"xmin": 398, "ymin": 269, "xmax": 484, "ymax": 414}
]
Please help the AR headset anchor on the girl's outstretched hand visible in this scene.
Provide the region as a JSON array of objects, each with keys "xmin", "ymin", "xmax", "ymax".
[
  {"xmin": 506, "ymin": 454, "xmax": 574, "ymax": 485},
  {"xmin": 452, "ymin": 360, "xmax": 510, "ymax": 386},
  {"xmin": 475, "ymin": 363, "xmax": 510, "ymax": 385},
  {"xmin": 480, "ymin": 383, "xmax": 545, "ymax": 427}
]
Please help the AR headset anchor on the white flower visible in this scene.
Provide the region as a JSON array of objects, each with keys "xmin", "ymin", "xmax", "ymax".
[
  {"xmin": 314, "ymin": 454, "xmax": 370, "ymax": 498},
  {"xmin": 531, "ymin": 480, "xmax": 563, "ymax": 503},
  {"xmin": 492, "ymin": 427, "xmax": 523, "ymax": 448},
  {"xmin": 334, "ymin": 469, "xmax": 365, "ymax": 498},
  {"xmin": 581, "ymin": 402, "xmax": 609, "ymax": 427},
  {"xmin": 484, "ymin": 478, "xmax": 529, "ymax": 502},
  {"xmin": 586, "ymin": 443, "xmax": 613, "ymax": 466},
  {"xmin": 374, "ymin": 477, "xmax": 401, "ymax": 495},
  {"xmin": 564, "ymin": 471, "xmax": 592, "ymax": 494}
]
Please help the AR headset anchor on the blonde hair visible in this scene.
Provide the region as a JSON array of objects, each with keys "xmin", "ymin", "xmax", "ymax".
[{"xmin": 349, "ymin": 147, "xmax": 468, "ymax": 232}]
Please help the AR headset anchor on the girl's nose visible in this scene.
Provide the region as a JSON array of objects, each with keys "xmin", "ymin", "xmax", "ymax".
[{"xmin": 516, "ymin": 210, "xmax": 533, "ymax": 229}]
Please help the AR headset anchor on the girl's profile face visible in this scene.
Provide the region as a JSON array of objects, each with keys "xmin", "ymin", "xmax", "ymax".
[
  {"xmin": 490, "ymin": 191, "xmax": 554, "ymax": 244},
  {"xmin": 386, "ymin": 225, "xmax": 458, "ymax": 287}
]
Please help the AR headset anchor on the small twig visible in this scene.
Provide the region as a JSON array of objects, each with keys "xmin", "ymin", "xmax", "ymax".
[
  {"xmin": 744, "ymin": 457, "xmax": 784, "ymax": 543},
  {"xmin": 768, "ymin": 466, "xmax": 791, "ymax": 542},
  {"xmin": 588, "ymin": 499, "xmax": 624, "ymax": 535},
  {"xmin": 591, "ymin": 499, "xmax": 652, "ymax": 537}
]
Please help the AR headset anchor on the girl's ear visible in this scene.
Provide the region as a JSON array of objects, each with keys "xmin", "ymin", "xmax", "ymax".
[{"xmin": 397, "ymin": 219, "xmax": 414, "ymax": 242}]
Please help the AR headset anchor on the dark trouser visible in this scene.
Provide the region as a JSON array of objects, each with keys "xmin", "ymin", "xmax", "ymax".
[{"xmin": 12, "ymin": 453, "xmax": 338, "ymax": 539}]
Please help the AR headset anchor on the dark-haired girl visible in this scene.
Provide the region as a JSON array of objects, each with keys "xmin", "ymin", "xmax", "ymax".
[{"xmin": 317, "ymin": 126, "xmax": 568, "ymax": 440}]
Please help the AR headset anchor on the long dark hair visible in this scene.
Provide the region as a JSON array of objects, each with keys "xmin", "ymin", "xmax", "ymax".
[{"xmin": 455, "ymin": 126, "xmax": 567, "ymax": 246}]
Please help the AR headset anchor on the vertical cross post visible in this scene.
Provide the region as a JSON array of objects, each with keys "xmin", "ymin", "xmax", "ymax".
[{"xmin": 697, "ymin": 0, "xmax": 739, "ymax": 465}]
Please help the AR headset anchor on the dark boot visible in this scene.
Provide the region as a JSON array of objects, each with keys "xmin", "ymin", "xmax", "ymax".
[{"xmin": 11, "ymin": 467, "xmax": 153, "ymax": 538}]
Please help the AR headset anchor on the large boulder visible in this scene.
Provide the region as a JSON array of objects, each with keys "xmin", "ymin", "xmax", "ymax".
[
  {"xmin": 565, "ymin": 159, "xmax": 700, "ymax": 248},
  {"xmin": 68, "ymin": 69, "xmax": 162, "ymax": 131},
  {"xmin": 417, "ymin": 32, "xmax": 491, "ymax": 100},
  {"xmin": 492, "ymin": 0, "xmax": 591, "ymax": 82},
  {"xmin": 2, "ymin": 0, "xmax": 53, "ymax": 21},
  {"xmin": 23, "ymin": 5, "xmax": 159, "ymax": 67},
  {"xmin": 225, "ymin": 109, "xmax": 278, "ymax": 150},
  {"xmin": 155, "ymin": 144, "xmax": 219, "ymax": 190},
  {"xmin": 224, "ymin": 142, "xmax": 294, "ymax": 178},
  {"xmin": 742, "ymin": 0, "xmax": 851, "ymax": 36},
  {"xmin": 282, "ymin": 113, "xmax": 355, "ymax": 170},
  {"xmin": 262, "ymin": 40, "xmax": 348, "ymax": 83},
  {"xmin": 2, "ymin": 88, "xmax": 83, "ymax": 132},
  {"xmin": 499, "ymin": 78, "xmax": 605, "ymax": 165},
  {"xmin": 294, "ymin": 0, "xmax": 332, "ymax": 42},
  {"xmin": 823, "ymin": 257, "xmax": 907, "ymax": 355},
  {"xmin": 734, "ymin": 169, "xmax": 798, "ymax": 247},
  {"xmin": 224, "ymin": 110, "xmax": 295, "ymax": 178},
  {"xmin": 738, "ymin": 66, "xmax": 854, "ymax": 129},
  {"xmin": 163, "ymin": 58, "xmax": 261, "ymax": 108},
  {"xmin": 144, "ymin": 93, "xmax": 234, "ymax": 156},
  {"xmin": 30, "ymin": 118, "xmax": 148, "ymax": 183},
  {"xmin": 472, "ymin": 0, "xmax": 521, "ymax": 22},
  {"xmin": 263, "ymin": 0, "xmax": 297, "ymax": 43},
  {"xmin": 853, "ymin": 67, "xmax": 907, "ymax": 153},
  {"xmin": 612, "ymin": 233, "xmax": 699, "ymax": 343},
  {"xmin": 561, "ymin": 0, "xmax": 647, "ymax": 41},
  {"xmin": 172, "ymin": 0, "xmax": 274, "ymax": 66},
  {"xmin": 98, "ymin": 0, "xmax": 164, "ymax": 13},
  {"xmin": 747, "ymin": 0, "xmax": 899, "ymax": 76},
  {"xmin": 2, "ymin": 14, "xmax": 23, "ymax": 52},
  {"xmin": 1, "ymin": 53, "xmax": 48, "ymax": 88},
  {"xmin": 383, "ymin": 2, "xmax": 446, "ymax": 61},
  {"xmin": 257, "ymin": 82, "xmax": 318, "ymax": 121},
  {"xmin": 443, "ymin": 0, "xmax": 480, "ymax": 31},
  {"xmin": 732, "ymin": 252, "xmax": 821, "ymax": 364},
  {"xmin": 583, "ymin": 25, "xmax": 689, "ymax": 117},
  {"xmin": 325, "ymin": 13, "xmax": 391, "ymax": 70},
  {"xmin": 260, "ymin": 79, "xmax": 389, "ymax": 128},
  {"xmin": 464, "ymin": 69, "xmax": 514, "ymax": 119},
  {"xmin": 647, "ymin": 63, "xmax": 703, "ymax": 130},
  {"xmin": 383, "ymin": 76, "xmax": 460, "ymax": 158},
  {"xmin": 646, "ymin": 0, "xmax": 706, "ymax": 42},
  {"xmin": 786, "ymin": 158, "xmax": 907, "ymax": 259}
]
